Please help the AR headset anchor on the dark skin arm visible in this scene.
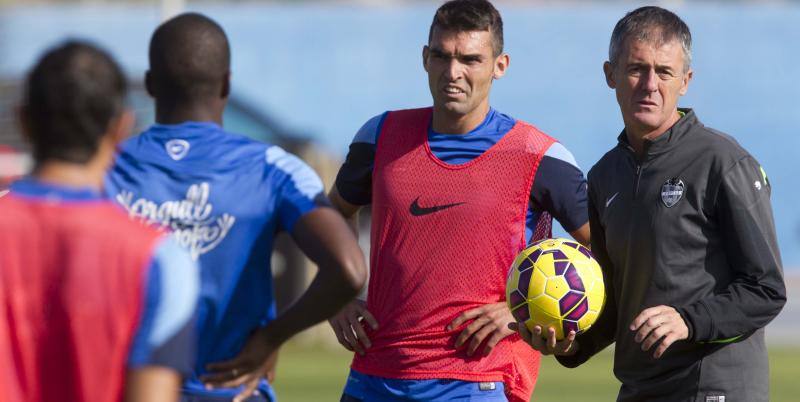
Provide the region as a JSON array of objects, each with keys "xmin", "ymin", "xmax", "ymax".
[
  {"xmin": 326, "ymin": 188, "xmax": 380, "ymax": 354},
  {"xmin": 201, "ymin": 207, "xmax": 367, "ymax": 401},
  {"xmin": 328, "ymin": 186, "xmax": 361, "ymax": 236},
  {"xmin": 124, "ymin": 367, "xmax": 182, "ymax": 402}
]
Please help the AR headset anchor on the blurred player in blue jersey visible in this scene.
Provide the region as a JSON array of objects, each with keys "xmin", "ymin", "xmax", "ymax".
[
  {"xmin": 0, "ymin": 41, "xmax": 198, "ymax": 402},
  {"xmin": 104, "ymin": 13, "xmax": 367, "ymax": 402}
]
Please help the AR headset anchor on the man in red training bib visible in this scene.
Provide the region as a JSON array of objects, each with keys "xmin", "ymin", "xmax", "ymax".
[
  {"xmin": 0, "ymin": 41, "xmax": 199, "ymax": 402},
  {"xmin": 327, "ymin": 1, "xmax": 591, "ymax": 401}
]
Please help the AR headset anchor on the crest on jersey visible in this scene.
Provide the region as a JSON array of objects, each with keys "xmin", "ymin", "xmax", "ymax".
[
  {"xmin": 660, "ymin": 178, "xmax": 684, "ymax": 208},
  {"xmin": 165, "ymin": 139, "xmax": 190, "ymax": 161}
]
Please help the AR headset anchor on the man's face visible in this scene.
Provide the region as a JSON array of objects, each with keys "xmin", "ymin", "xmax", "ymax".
[
  {"xmin": 604, "ymin": 37, "xmax": 692, "ymax": 135},
  {"xmin": 423, "ymin": 28, "xmax": 507, "ymax": 119}
]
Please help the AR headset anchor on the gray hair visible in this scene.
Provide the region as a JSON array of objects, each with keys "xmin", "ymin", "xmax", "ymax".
[{"xmin": 609, "ymin": 6, "xmax": 692, "ymax": 72}]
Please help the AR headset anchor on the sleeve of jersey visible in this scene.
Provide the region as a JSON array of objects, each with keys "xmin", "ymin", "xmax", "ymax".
[
  {"xmin": 674, "ymin": 156, "xmax": 786, "ymax": 343},
  {"xmin": 530, "ymin": 143, "xmax": 589, "ymax": 232},
  {"xmin": 266, "ymin": 145, "xmax": 327, "ymax": 233},
  {"xmin": 556, "ymin": 175, "xmax": 617, "ymax": 368},
  {"xmin": 127, "ymin": 235, "xmax": 199, "ymax": 375},
  {"xmin": 333, "ymin": 112, "xmax": 386, "ymax": 206}
]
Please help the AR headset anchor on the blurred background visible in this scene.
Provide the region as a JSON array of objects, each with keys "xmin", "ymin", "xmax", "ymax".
[{"xmin": 0, "ymin": 0, "xmax": 797, "ymax": 400}]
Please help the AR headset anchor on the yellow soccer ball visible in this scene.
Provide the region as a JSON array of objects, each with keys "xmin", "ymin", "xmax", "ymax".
[{"xmin": 506, "ymin": 238, "xmax": 605, "ymax": 340}]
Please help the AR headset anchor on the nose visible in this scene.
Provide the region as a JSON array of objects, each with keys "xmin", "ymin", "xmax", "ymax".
[
  {"xmin": 640, "ymin": 68, "xmax": 659, "ymax": 93},
  {"xmin": 443, "ymin": 58, "xmax": 463, "ymax": 82}
]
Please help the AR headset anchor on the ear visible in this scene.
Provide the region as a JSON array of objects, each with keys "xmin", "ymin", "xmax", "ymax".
[
  {"xmin": 493, "ymin": 53, "xmax": 509, "ymax": 80},
  {"xmin": 221, "ymin": 71, "xmax": 231, "ymax": 99},
  {"xmin": 679, "ymin": 68, "xmax": 693, "ymax": 96},
  {"xmin": 603, "ymin": 61, "xmax": 616, "ymax": 89},
  {"xmin": 107, "ymin": 109, "xmax": 135, "ymax": 147},
  {"xmin": 422, "ymin": 45, "xmax": 430, "ymax": 73},
  {"xmin": 144, "ymin": 70, "xmax": 155, "ymax": 97}
]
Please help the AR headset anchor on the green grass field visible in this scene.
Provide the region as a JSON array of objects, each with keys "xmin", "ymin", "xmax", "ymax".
[{"xmin": 271, "ymin": 341, "xmax": 800, "ymax": 401}]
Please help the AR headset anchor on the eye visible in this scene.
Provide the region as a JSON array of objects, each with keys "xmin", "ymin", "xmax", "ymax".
[
  {"xmin": 628, "ymin": 66, "xmax": 643, "ymax": 77},
  {"xmin": 656, "ymin": 69, "xmax": 676, "ymax": 79},
  {"xmin": 462, "ymin": 56, "xmax": 481, "ymax": 65}
]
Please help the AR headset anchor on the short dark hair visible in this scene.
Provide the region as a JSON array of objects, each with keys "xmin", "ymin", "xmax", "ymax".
[
  {"xmin": 148, "ymin": 12, "xmax": 230, "ymax": 102},
  {"xmin": 609, "ymin": 6, "xmax": 692, "ymax": 71},
  {"xmin": 22, "ymin": 40, "xmax": 127, "ymax": 164},
  {"xmin": 428, "ymin": 0, "xmax": 504, "ymax": 56}
]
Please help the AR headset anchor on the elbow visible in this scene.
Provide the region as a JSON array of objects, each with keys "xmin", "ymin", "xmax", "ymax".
[
  {"xmin": 764, "ymin": 278, "xmax": 787, "ymax": 318},
  {"xmin": 336, "ymin": 248, "xmax": 368, "ymax": 297},
  {"xmin": 770, "ymin": 289, "xmax": 787, "ymax": 318}
]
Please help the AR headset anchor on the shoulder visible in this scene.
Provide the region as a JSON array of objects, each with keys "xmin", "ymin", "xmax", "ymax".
[
  {"xmin": 687, "ymin": 123, "xmax": 752, "ymax": 168},
  {"xmin": 265, "ymin": 145, "xmax": 324, "ymax": 199},
  {"xmin": 586, "ymin": 145, "xmax": 628, "ymax": 191},
  {"xmin": 380, "ymin": 107, "xmax": 433, "ymax": 127},
  {"xmin": 352, "ymin": 112, "xmax": 389, "ymax": 145},
  {"xmin": 150, "ymin": 236, "xmax": 197, "ymax": 290},
  {"xmin": 509, "ymin": 117, "xmax": 558, "ymax": 147},
  {"xmin": 544, "ymin": 142, "xmax": 580, "ymax": 169}
]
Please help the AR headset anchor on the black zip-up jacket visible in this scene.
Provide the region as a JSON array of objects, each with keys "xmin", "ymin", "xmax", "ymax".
[{"xmin": 557, "ymin": 110, "xmax": 786, "ymax": 402}]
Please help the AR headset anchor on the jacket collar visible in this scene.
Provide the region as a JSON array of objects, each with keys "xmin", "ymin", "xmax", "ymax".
[{"xmin": 617, "ymin": 108, "xmax": 700, "ymax": 160}]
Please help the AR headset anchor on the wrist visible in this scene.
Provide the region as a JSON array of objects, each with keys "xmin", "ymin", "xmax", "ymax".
[
  {"xmin": 258, "ymin": 320, "xmax": 292, "ymax": 348},
  {"xmin": 561, "ymin": 339, "xmax": 580, "ymax": 356}
]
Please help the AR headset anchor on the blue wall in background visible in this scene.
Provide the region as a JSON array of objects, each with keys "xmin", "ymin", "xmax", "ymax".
[{"xmin": 1, "ymin": 2, "xmax": 797, "ymax": 266}]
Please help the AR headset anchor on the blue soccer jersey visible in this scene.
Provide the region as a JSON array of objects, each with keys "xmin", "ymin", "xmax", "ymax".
[{"xmin": 105, "ymin": 121, "xmax": 325, "ymax": 399}]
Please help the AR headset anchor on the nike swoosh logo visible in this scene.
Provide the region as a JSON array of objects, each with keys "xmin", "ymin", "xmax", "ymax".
[
  {"xmin": 0, "ymin": 190, "xmax": 8, "ymax": 198},
  {"xmin": 165, "ymin": 139, "xmax": 190, "ymax": 161},
  {"xmin": 409, "ymin": 197, "xmax": 465, "ymax": 216},
  {"xmin": 605, "ymin": 192, "xmax": 619, "ymax": 208}
]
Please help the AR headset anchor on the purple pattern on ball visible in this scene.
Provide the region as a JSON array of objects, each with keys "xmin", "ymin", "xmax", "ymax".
[
  {"xmin": 578, "ymin": 245, "xmax": 594, "ymax": 259},
  {"xmin": 564, "ymin": 265, "xmax": 585, "ymax": 292},
  {"xmin": 517, "ymin": 256, "xmax": 534, "ymax": 272},
  {"xmin": 563, "ymin": 320, "xmax": 579, "ymax": 335},
  {"xmin": 528, "ymin": 249, "xmax": 543, "ymax": 264},
  {"xmin": 512, "ymin": 305, "xmax": 530, "ymax": 322},
  {"xmin": 554, "ymin": 261, "xmax": 570, "ymax": 275},
  {"xmin": 559, "ymin": 291, "xmax": 583, "ymax": 314},
  {"xmin": 509, "ymin": 290, "xmax": 526, "ymax": 308},
  {"xmin": 565, "ymin": 298, "xmax": 589, "ymax": 320},
  {"xmin": 518, "ymin": 268, "xmax": 533, "ymax": 296},
  {"xmin": 562, "ymin": 241, "xmax": 579, "ymax": 249},
  {"xmin": 544, "ymin": 249, "xmax": 568, "ymax": 261}
]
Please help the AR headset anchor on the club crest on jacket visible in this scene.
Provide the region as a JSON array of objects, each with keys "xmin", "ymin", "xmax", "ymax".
[{"xmin": 661, "ymin": 178, "xmax": 684, "ymax": 208}]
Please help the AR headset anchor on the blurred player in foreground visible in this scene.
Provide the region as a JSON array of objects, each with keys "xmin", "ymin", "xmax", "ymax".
[
  {"xmin": 518, "ymin": 6, "xmax": 786, "ymax": 401},
  {"xmin": 327, "ymin": 1, "xmax": 590, "ymax": 401},
  {"xmin": 105, "ymin": 13, "xmax": 367, "ymax": 402},
  {"xmin": 0, "ymin": 41, "xmax": 199, "ymax": 402}
]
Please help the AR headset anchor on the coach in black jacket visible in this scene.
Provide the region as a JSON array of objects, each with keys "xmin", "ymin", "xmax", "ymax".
[{"xmin": 516, "ymin": 6, "xmax": 786, "ymax": 402}]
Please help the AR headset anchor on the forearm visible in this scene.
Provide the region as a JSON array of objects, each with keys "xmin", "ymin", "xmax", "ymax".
[
  {"xmin": 675, "ymin": 272, "xmax": 785, "ymax": 342},
  {"xmin": 680, "ymin": 158, "xmax": 788, "ymax": 342},
  {"xmin": 328, "ymin": 186, "xmax": 362, "ymax": 238},
  {"xmin": 266, "ymin": 267, "xmax": 363, "ymax": 344},
  {"xmin": 269, "ymin": 207, "xmax": 367, "ymax": 344}
]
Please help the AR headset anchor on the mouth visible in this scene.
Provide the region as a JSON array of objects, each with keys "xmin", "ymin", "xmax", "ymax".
[
  {"xmin": 442, "ymin": 85, "xmax": 466, "ymax": 98},
  {"xmin": 636, "ymin": 99, "xmax": 658, "ymax": 108}
]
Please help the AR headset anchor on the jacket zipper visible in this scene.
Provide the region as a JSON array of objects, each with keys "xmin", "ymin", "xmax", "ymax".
[
  {"xmin": 634, "ymin": 164, "xmax": 642, "ymax": 199},
  {"xmin": 624, "ymin": 143, "xmax": 643, "ymax": 199}
]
